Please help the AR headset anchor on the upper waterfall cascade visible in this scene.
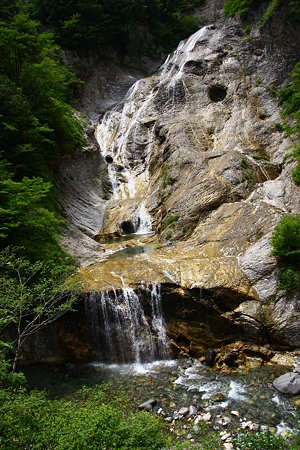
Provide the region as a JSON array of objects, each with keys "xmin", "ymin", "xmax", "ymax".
[{"xmin": 95, "ymin": 26, "xmax": 210, "ymax": 236}]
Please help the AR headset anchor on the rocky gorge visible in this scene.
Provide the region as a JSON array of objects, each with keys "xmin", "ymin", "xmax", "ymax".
[{"xmin": 48, "ymin": 0, "xmax": 300, "ymax": 372}]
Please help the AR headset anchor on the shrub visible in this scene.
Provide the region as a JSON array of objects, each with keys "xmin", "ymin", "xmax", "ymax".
[
  {"xmin": 279, "ymin": 267, "xmax": 300, "ymax": 294},
  {"xmin": 278, "ymin": 61, "xmax": 300, "ymax": 185},
  {"xmin": 241, "ymin": 159, "xmax": 249, "ymax": 169},
  {"xmin": 256, "ymin": 76, "xmax": 262, "ymax": 86},
  {"xmin": 166, "ymin": 214, "xmax": 179, "ymax": 226},
  {"xmin": 232, "ymin": 431, "xmax": 285, "ymax": 449},
  {"xmin": 259, "ymin": 0, "xmax": 281, "ymax": 27},
  {"xmin": 270, "ymin": 215, "xmax": 300, "ymax": 260},
  {"xmin": 292, "ymin": 161, "xmax": 300, "ymax": 185},
  {"xmin": 275, "ymin": 122, "xmax": 284, "ymax": 132},
  {"xmin": 0, "ymin": 384, "xmax": 167, "ymax": 449},
  {"xmin": 270, "ymin": 215, "xmax": 300, "ymax": 294},
  {"xmin": 162, "ymin": 165, "xmax": 176, "ymax": 189},
  {"xmin": 224, "ymin": 0, "xmax": 255, "ymax": 18}
]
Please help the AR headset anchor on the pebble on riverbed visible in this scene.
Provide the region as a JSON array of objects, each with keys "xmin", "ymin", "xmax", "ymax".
[
  {"xmin": 178, "ymin": 406, "xmax": 189, "ymax": 417},
  {"xmin": 138, "ymin": 398, "xmax": 157, "ymax": 411}
]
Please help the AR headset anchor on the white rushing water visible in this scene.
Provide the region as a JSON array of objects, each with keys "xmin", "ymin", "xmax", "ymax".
[
  {"xmin": 85, "ymin": 284, "xmax": 169, "ymax": 363},
  {"xmin": 135, "ymin": 202, "xmax": 152, "ymax": 234},
  {"xmin": 87, "ymin": 359, "xmax": 177, "ymax": 376}
]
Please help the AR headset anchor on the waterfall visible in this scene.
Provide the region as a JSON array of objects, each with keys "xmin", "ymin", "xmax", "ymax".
[
  {"xmin": 135, "ymin": 202, "xmax": 152, "ymax": 235},
  {"xmin": 85, "ymin": 284, "xmax": 169, "ymax": 363},
  {"xmin": 148, "ymin": 284, "xmax": 170, "ymax": 360},
  {"xmin": 95, "ymin": 26, "xmax": 210, "ymax": 235}
]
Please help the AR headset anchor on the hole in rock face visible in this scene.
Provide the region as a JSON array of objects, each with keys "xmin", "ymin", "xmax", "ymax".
[
  {"xmin": 120, "ymin": 219, "xmax": 140, "ymax": 235},
  {"xmin": 105, "ymin": 155, "xmax": 113, "ymax": 164},
  {"xmin": 208, "ymin": 85, "xmax": 227, "ymax": 102},
  {"xmin": 183, "ymin": 60, "xmax": 206, "ymax": 76}
]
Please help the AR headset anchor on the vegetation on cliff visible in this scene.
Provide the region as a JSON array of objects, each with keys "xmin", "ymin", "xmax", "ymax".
[
  {"xmin": 21, "ymin": 0, "xmax": 204, "ymax": 54},
  {"xmin": 224, "ymin": 0, "xmax": 261, "ymax": 18},
  {"xmin": 0, "ymin": 12, "xmax": 85, "ymax": 261},
  {"xmin": 271, "ymin": 215, "xmax": 300, "ymax": 294},
  {"xmin": 278, "ymin": 61, "xmax": 300, "ymax": 186},
  {"xmin": 224, "ymin": 0, "xmax": 300, "ymax": 295},
  {"xmin": 0, "ymin": 5, "xmax": 85, "ymax": 383}
]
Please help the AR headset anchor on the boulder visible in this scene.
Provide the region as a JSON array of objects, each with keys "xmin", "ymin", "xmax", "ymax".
[{"xmin": 273, "ymin": 372, "xmax": 300, "ymax": 395}]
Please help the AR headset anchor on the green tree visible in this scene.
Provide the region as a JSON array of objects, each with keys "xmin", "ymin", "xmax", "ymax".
[
  {"xmin": 224, "ymin": 0, "xmax": 257, "ymax": 18},
  {"xmin": 278, "ymin": 61, "xmax": 300, "ymax": 186},
  {"xmin": 270, "ymin": 215, "xmax": 300, "ymax": 259},
  {"xmin": 0, "ymin": 175, "xmax": 65, "ymax": 261},
  {"xmin": 28, "ymin": 0, "xmax": 203, "ymax": 53},
  {"xmin": 0, "ymin": 248, "xmax": 81, "ymax": 372},
  {"xmin": 270, "ymin": 215, "xmax": 300, "ymax": 294},
  {"xmin": 0, "ymin": 13, "xmax": 84, "ymax": 180}
]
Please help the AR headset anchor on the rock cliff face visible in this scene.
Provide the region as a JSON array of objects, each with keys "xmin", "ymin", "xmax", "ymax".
[{"xmin": 59, "ymin": 1, "xmax": 300, "ymax": 361}]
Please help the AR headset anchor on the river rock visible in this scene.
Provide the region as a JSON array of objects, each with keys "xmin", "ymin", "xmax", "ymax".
[
  {"xmin": 218, "ymin": 416, "xmax": 231, "ymax": 426},
  {"xmin": 189, "ymin": 405, "xmax": 197, "ymax": 416},
  {"xmin": 220, "ymin": 432, "xmax": 231, "ymax": 441},
  {"xmin": 202, "ymin": 412, "xmax": 212, "ymax": 421},
  {"xmin": 211, "ymin": 392, "xmax": 225, "ymax": 402},
  {"xmin": 269, "ymin": 353, "xmax": 295, "ymax": 367},
  {"xmin": 205, "ymin": 348, "xmax": 217, "ymax": 367},
  {"xmin": 273, "ymin": 372, "xmax": 300, "ymax": 395},
  {"xmin": 193, "ymin": 425, "xmax": 200, "ymax": 435},
  {"xmin": 178, "ymin": 406, "xmax": 190, "ymax": 416},
  {"xmin": 138, "ymin": 398, "xmax": 157, "ymax": 411},
  {"xmin": 223, "ymin": 443, "xmax": 234, "ymax": 450}
]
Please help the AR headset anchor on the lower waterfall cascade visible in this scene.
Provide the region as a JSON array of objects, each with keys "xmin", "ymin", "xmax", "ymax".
[{"xmin": 85, "ymin": 284, "xmax": 169, "ymax": 363}]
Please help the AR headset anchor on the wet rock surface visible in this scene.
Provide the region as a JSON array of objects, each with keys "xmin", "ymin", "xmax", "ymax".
[{"xmin": 59, "ymin": 1, "xmax": 300, "ymax": 356}]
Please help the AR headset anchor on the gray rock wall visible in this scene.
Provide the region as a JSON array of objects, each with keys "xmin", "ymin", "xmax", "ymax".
[{"xmin": 57, "ymin": 1, "xmax": 300, "ymax": 359}]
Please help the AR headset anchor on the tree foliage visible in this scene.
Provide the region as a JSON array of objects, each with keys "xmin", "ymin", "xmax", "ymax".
[
  {"xmin": 270, "ymin": 215, "xmax": 300, "ymax": 294},
  {"xmin": 270, "ymin": 215, "xmax": 300, "ymax": 259},
  {"xmin": 0, "ymin": 11, "xmax": 85, "ymax": 261},
  {"xmin": 278, "ymin": 61, "xmax": 300, "ymax": 186},
  {"xmin": 223, "ymin": 0, "xmax": 299, "ymax": 20},
  {"xmin": 0, "ymin": 248, "xmax": 81, "ymax": 371},
  {"xmin": 28, "ymin": 0, "xmax": 203, "ymax": 53},
  {"xmin": 0, "ymin": 13, "xmax": 84, "ymax": 180},
  {"xmin": 224, "ymin": 0, "xmax": 257, "ymax": 18}
]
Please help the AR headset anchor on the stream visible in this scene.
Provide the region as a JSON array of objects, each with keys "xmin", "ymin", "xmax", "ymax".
[{"xmin": 24, "ymin": 358, "xmax": 299, "ymax": 441}]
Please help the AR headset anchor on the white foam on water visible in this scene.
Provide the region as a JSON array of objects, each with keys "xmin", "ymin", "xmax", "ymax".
[
  {"xmin": 87, "ymin": 359, "xmax": 177, "ymax": 376},
  {"xmin": 228, "ymin": 381, "xmax": 247, "ymax": 401},
  {"xmin": 135, "ymin": 202, "xmax": 152, "ymax": 234},
  {"xmin": 201, "ymin": 382, "xmax": 223, "ymax": 399},
  {"xmin": 272, "ymin": 395, "xmax": 282, "ymax": 405}
]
